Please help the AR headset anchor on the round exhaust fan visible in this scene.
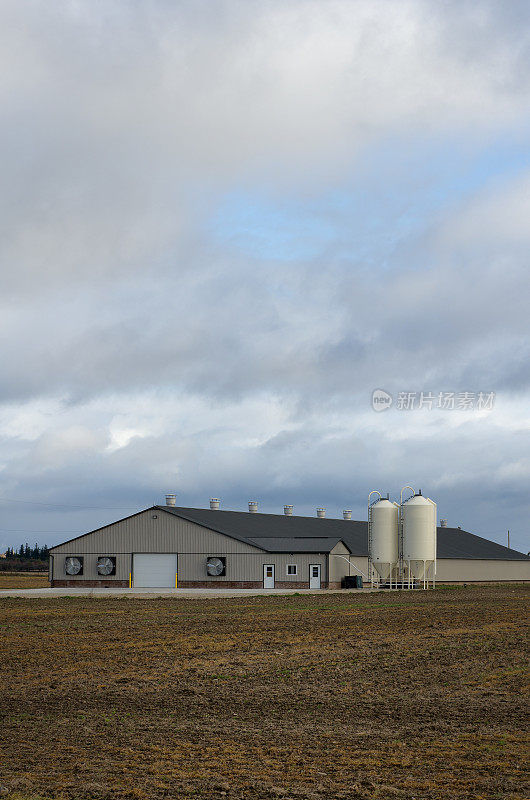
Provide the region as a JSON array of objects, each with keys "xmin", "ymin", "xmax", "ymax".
[
  {"xmin": 206, "ymin": 556, "xmax": 226, "ymax": 576},
  {"xmin": 65, "ymin": 556, "xmax": 83, "ymax": 575},
  {"xmin": 97, "ymin": 556, "xmax": 116, "ymax": 576}
]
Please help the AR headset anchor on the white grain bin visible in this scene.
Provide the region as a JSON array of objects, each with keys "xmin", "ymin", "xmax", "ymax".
[
  {"xmin": 284, "ymin": 505, "xmax": 293, "ymax": 516},
  {"xmin": 165, "ymin": 494, "xmax": 176, "ymax": 507},
  {"xmin": 316, "ymin": 507, "xmax": 326, "ymax": 518},
  {"xmin": 209, "ymin": 498, "xmax": 220, "ymax": 510},
  {"xmin": 248, "ymin": 501, "xmax": 258, "ymax": 513},
  {"xmin": 343, "ymin": 509, "xmax": 352, "ymax": 520},
  {"xmin": 370, "ymin": 498, "xmax": 399, "ymax": 581},
  {"xmin": 402, "ymin": 492, "xmax": 437, "ymax": 582}
]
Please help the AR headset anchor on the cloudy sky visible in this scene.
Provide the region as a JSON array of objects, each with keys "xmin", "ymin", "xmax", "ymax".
[{"xmin": 1, "ymin": 0, "xmax": 530, "ymax": 554}]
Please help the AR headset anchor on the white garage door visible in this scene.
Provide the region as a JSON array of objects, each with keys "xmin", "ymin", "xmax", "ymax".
[{"xmin": 133, "ymin": 554, "xmax": 178, "ymax": 588}]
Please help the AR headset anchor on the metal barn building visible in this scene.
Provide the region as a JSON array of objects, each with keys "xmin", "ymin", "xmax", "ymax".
[{"xmin": 49, "ymin": 501, "xmax": 530, "ymax": 588}]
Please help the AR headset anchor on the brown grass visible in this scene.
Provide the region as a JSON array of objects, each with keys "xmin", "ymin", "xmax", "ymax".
[
  {"xmin": 0, "ymin": 585, "xmax": 528, "ymax": 800},
  {"xmin": 0, "ymin": 572, "xmax": 49, "ymax": 589}
]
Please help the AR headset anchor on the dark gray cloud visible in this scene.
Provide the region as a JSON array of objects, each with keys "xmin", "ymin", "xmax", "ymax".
[{"xmin": 1, "ymin": 0, "xmax": 530, "ymax": 555}]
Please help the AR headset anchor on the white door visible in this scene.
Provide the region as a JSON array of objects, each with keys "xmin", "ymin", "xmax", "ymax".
[
  {"xmin": 309, "ymin": 564, "xmax": 321, "ymax": 589},
  {"xmin": 263, "ymin": 564, "xmax": 275, "ymax": 588},
  {"xmin": 133, "ymin": 554, "xmax": 178, "ymax": 588}
]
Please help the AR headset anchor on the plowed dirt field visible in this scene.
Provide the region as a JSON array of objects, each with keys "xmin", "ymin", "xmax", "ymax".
[{"xmin": 0, "ymin": 585, "xmax": 528, "ymax": 799}]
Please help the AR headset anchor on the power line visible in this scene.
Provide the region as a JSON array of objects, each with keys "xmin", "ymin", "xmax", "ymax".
[
  {"xmin": 0, "ymin": 497, "xmax": 144, "ymax": 510},
  {"xmin": 0, "ymin": 529, "xmax": 82, "ymax": 534}
]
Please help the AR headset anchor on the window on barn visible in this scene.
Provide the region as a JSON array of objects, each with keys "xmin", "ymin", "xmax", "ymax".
[{"xmin": 287, "ymin": 564, "xmax": 297, "ymax": 575}]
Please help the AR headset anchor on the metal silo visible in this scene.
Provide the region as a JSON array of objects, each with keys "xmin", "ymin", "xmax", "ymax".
[
  {"xmin": 401, "ymin": 490, "xmax": 437, "ymax": 588},
  {"xmin": 371, "ymin": 498, "xmax": 399, "ymax": 586},
  {"xmin": 368, "ymin": 492, "xmax": 399, "ymax": 587}
]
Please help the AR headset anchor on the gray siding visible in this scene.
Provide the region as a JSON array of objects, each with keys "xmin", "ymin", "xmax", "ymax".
[
  {"xmin": 328, "ymin": 544, "xmax": 369, "ymax": 583},
  {"xmin": 52, "ymin": 550, "xmax": 329, "ymax": 584},
  {"xmin": 267, "ymin": 553, "xmax": 326, "ymax": 583},
  {"xmin": 50, "ymin": 508, "xmax": 262, "ymax": 555},
  {"xmin": 436, "ymin": 558, "xmax": 530, "ymax": 582},
  {"xmin": 53, "ymin": 552, "xmax": 133, "ymax": 582},
  {"xmin": 329, "ymin": 555, "xmax": 529, "ymax": 584},
  {"xmin": 50, "ymin": 509, "xmax": 330, "ymax": 584},
  {"xmin": 51, "ymin": 509, "xmax": 263, "ymax": 582},
  {"xmin": 179, "ymin": 552, "xmax": 327, "ymax": 583}
]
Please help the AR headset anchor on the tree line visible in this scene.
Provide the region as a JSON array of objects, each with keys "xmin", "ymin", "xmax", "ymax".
[{"xmin": 4, "ymin": 543, "xmax": 50, "ymax": 561}]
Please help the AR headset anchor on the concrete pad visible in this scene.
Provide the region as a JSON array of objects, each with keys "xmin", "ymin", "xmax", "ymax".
[{"xmin": 0, "ymin": 587, "xmax": 377, "ymax": 599}]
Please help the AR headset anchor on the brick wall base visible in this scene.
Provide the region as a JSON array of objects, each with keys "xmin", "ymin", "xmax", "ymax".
[
  {"xmin": 177, "ymin": 581, "xmax": 261, "ymax": 589},
  {"xmin": 52, "ymin": 580, "xmax": 129, "ymax": 588},
  {"xmin": 274, "ymin": 581, "xmax": 311, "ymax": 589},
  {"xmin": 50, "ymin": 579, "xmax": 338, "ymax": 590},
  {"xmin": 177, "ymin": 581, "xmax": 324, "ymax": 589},
  {"xmin": 178, "ymin": 581, "xmax": 330, "ymax": 589}
]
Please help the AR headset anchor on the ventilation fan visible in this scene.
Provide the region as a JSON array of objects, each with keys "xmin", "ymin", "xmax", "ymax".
[
  {"xmin": 65, "ymin": 556, "xmax": 83, "ymax": 576},
  {"xmin": 206, "ymin": 556, "xmax": 226, "ymax": 576},
  {"xmin": 97, "ymin": 556, "xmax": 116, "ymax": 576}
]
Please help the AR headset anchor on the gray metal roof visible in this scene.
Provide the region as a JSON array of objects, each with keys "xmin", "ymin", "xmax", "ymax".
[
  {"xmin": 49, "ymin": 504, "xmax": 529, "ymax": 560},
  {"xmin": 245, "ymin": 536, "xmax": 347, "ymax": 553},
  {"xmin": 158, "ymin": 507, "xmax": 350, "ymax": 553},
  {"xmin": 159, "ymin": 506, "xmax": 530, "ymax": 560},
  {"xmin": 433, "ymin": 526, "xmax": 529, "ymax": 560}
]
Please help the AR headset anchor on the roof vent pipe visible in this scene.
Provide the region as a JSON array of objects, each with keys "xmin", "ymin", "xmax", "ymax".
[
  {"xmin": 248, "ymin": 501, "xmax": 258, "ymax": 513},
  {"xmin": 165, "ymin": 494, "xmax": 176, "ymax": 507},
  {"xmin": 343, "ymin": 510, "xmax": 352, "ymax": 520},
  {"xmin": 316, "ymin": 507, "xmax": 326, "ymax": 518},
  {"xmin": 210, "ymin": 498, "xmax": 220, "ymax": 510},
  {"xmin": 284, "ymin": 505, "xmax": 293, "ymax": 516},
  {"xmin": 440, "ymin": 519, "xmax": 448, "ymax": 528}
]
